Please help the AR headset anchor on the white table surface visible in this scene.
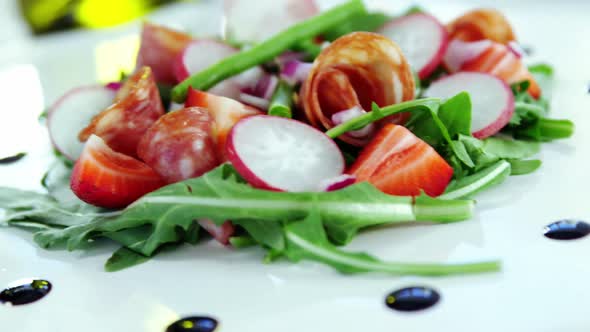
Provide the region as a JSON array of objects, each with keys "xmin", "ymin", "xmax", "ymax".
[{"xmin": 1, "ymin": 1, "xmax": 589, "ymax": 331}]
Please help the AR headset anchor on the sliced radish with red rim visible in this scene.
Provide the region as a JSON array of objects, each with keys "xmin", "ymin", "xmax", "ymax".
[
  {"xmin": 379, "ymin": 13, "xmax": 449, "ymax": 79},
  {"xmin": 424, "ymin": 72, "xmax": 515, "ymax": 139},
  {"xmin": 48, "ymin": 86, "xmax": 116, "ymax": 161},
  {"xmin": 226, "ymin": 115, "xmax": 344, "ymax": 192}
]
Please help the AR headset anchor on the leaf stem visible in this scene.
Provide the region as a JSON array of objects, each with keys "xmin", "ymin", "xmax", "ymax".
[{"xmin": 325, "ymin": 98, "xmax": 440, "ymax": 139}]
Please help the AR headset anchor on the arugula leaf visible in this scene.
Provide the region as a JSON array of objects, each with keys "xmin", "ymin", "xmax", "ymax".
[
  {"xmin": 482, "ymin": 137, "xmax": 540, "ymax": 159},
  {"xmin": 437, "ymin": 92, "xmax": 472, "ymax": 137},
  {"xmin": 508, "ymin": 159, "xmax": 542, "ymax": 176},
  {"xmin": 406, "ymin": 93, "xmax": 475, "ymax": 168},
  {"xmin": 28, "ymin": 164, "xmax": 473, "ymax": 258},
  {"xmin": 402, "ymin": 5, "xmax": 427, "ymax": 16},
  {"xmin": 441, "ymin": 161, "xmax": 512, "ymax": 200},
  {"xmin": 0, "ymin": 187, "xmax": 118, "ymax": 229},
  {"xmin": 513, "ymin": 118, "xmax": 574, "ymax": 141},
  {"xmin": 105, "ymin": 247, "xmax": 150, "ymax": 272},
  {"xmin": 283, "ymin": 209, "xmax": 500, "ymax": 276},
  {"xmin": 229, "ymin": 235, "xmax": 257, "ymax": 248},
  {"xmin": 233, "ymin": 219, "xmax": 285, "ymax": 251}
]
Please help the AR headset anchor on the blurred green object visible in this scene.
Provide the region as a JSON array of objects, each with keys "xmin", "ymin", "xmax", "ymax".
[{"xmin": 20, "ymin": 0, "xmax": 181, "ymax": 34}]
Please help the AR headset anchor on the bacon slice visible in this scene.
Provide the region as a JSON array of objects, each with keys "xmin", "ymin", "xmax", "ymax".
[
  {"xmin": 136, "ymin": 22, "xmax": 193, "ymax": 84},
  {"xmin": 137, "ymin": 107, "xmax": 220, "ymax": 184},
  {"xmin": 300, "ymin": 32, "xmax": 415, "ymax": 145},
  {"xmin": 448, "ymin": 9, "xmax": 516, "ymax": 44},
  {"xmin": 79, "ymin": 67, "xmax": 165, "ymax": 157},
  {"xmin": 461, "ymin": 42, "xmax": 541, "ymax": 98}
]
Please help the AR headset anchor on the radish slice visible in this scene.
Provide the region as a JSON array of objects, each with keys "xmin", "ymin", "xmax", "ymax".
[
  {"xmin": 379, "ymin": 13, "xmax": 449, "ymax": 79},
  {"xmin": 424, "ymin": 72, "xmax": 515, "ymax": 139},
  {"xmin": 226, "ymin": 115, "xmax": 345, "ymax": 192},
  {"xmin": 173, "ymin": 40, "xmax": 262, "ymax": 99},
  {"xmin": 48, "ymin": 86, "xmax": 116, "ymax": 160},
  {"xmin": 318, "ymin": 174, "xmax": 356, "ymax": 192},
  {"xmin": 443, "ymin": 39, "xmax": 492, "ymax": 73}
]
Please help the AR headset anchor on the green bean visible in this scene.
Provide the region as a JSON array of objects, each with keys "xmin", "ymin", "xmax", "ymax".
[
  {"xmin": 268, "ymin": 81, "xmax": 294, "ymax": 118},
  {"xmin": 293, "ymin": 39, "xmax": 322, "ymax": 59},
  {"xmin": 171, "ymin": 0, "xmax": 366, "ymax": 102}
]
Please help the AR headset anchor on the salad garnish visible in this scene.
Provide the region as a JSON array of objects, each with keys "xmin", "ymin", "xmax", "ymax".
[{"xmin": 0, "ymin": 0, "xmax": 573, "ymax": 276}]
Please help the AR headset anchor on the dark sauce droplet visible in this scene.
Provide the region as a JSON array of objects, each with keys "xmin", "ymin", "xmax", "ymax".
[
  {"xmin": 0, "ymin": 279, "xmax": 52, "ymax": 306},
  {"xmin": 544, "ymin": 220, "xmax": 590, "ymax": 240},
  {"xmin": 385, "ymin": 286, "xmax": 440, "ymax": 312},
  {"xmin": 0, "ymin": 152, "xmax": 26, "ymax": 165},
  {"xmin": 166, "ymin": 316, "xmax": 218, "ymax": 332}
]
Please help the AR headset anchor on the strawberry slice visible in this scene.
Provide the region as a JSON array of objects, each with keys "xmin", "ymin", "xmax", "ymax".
[
  {"xmin": 348, "ymin": 124, "xmax": 453, "ymax": 197},
  {"xmin": 185, "ymin": 88, "xmax": 261, "ymax": 159},
  {"xmin": 461, "ymin": 42, "xmax": 541, "ymax": 98},
  {"xmin": 71, "ymin": 135, "xmax": 165, "ymax": 209}
]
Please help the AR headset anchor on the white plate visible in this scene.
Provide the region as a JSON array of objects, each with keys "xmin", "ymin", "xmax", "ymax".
[{"xmin": 1, "ymin": 1, "xmax": 590, "ymax": 331}]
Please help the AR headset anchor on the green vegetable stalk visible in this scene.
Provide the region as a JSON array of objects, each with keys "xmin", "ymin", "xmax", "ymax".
[
  {"xmin": 268, "ymin": 81, "xmax": 294, "ymax": 118},
  {"xmin": 171, "ymin": 0, "xmax": 366, "ymax": 102}
]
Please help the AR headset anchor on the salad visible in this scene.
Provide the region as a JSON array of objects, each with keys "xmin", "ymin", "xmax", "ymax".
[{"xmin": 0, "ymin": 0, "xmax": 573, "ymax": 275}]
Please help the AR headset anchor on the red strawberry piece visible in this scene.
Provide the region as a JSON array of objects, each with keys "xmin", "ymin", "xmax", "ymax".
[
  {"xmin": 71, "ymin": 135, "xmax": 165, "ymax": 209},
  {"xmin": 348, "ymin": 124, "xmax": 453, "ymax": 197}
]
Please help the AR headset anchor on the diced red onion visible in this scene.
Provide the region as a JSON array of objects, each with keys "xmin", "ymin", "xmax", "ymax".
[
  {"xmin": 331, "ymin": 106, "xmax": 375, "ymax": 138},
  {"xmin": 252, "ymin": 73, "xmax": 279, "ymax": 100},
  {"xmin": 276, "ymin": 51, "xmax": 307, "ymax": 67},
  {"xmin": 508, "ymin": 41, "xmax": 525, "ymax": 58},
  {"xmin": 198, "ymin": 219, "xmax": 235, "ymax": 245},
  {"xmin": 105, "ymin": 82, "xmax": 122, "ymax": 91},
  {"xmin": 239, "ymin": 93, "xmax": 270, "ymax": 110},
  {"xmin": 318, "ymin": 174, "xmax": 357, "ymax": 192},
  {"xmin": 280, "ymin": 60, "xmax": 313, "ymax": 86}
]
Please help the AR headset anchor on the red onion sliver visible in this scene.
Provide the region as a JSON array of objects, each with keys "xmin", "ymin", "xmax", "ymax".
[
  {"xmin": 331, "ymin": 106, "xmax": 375, "ymax": 138},
  {"xmin": 280, "ymin": 60, "xmax": 313, "ymax": 86},
  {"xmin": 276, "ymin": 51, "xmax": 307, "ymax": 67},
  {"xmin": 252, "ymin": 74, "xmax": 279, "ymax": 100},
  {"xmin": 198, "ymin": 219, "xmax": 235, "ymax": 245},
  {"xmin": 318, "ymin": 174, "xmax": 357, "ymax": 192},
  {"xmin": 239, "ymin": 93, "xmax": 270, "ymax": 110},
  {"xmin": 507, "ymin": 41, "xmax": 525, "ymax": 58},
  {"xmin": 105, "ymin": 82, "xmax": 122, "ymax": 91}
]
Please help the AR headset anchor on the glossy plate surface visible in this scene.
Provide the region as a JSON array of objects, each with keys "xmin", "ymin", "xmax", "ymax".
[{"xmin": 1, "ymin": 1, "xmax": 589, "ymax": 331}]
